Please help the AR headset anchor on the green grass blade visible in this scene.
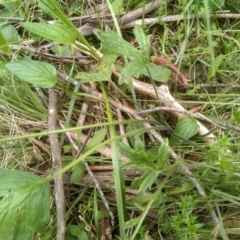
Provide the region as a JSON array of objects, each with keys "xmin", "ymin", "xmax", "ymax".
[{"xmin": 100, "ymin": 82, "xmax": 126, "ymax": 239}]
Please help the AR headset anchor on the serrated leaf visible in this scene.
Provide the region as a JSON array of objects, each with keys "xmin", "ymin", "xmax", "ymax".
[
  {"xmin": 119, "ymin": 59, "xmax": 146, "ymax": 85},
  {"xmin": 83, "ymin": 128, "xmax": 107, "ymax": 153},
  {"xmin": 0, "ymin": 30, "xmax": 11, "ymax": 53},
  {"xmin": 76, "ymin": 50, "xmax": 116, "ymax": 82},
  {"xmin": 75, "ymin": 72, "xmax": 110, "ymax": 82},
  {"xmin": 141, "ymin": 64, "xmax": 171, "ymax": 82},
  {"xmin": 5, "ymin": 60, "xmax": 57, "ymax": 88},
  {"xmin": 21, "ymin": 22, "xmax": 76, "ymax": 45},
  {"xmin": 70, "ymin": 163, "xmax": 86, "ymax": 183},
  {"xmin": 0, "ymin": 169, "xmax": 50, "ymax": 240},
  {"xmin": 133, "ymin": 25, "xmax": 151, "ymax": 52},
  {"xmin": 208, "ymin": 54, "xmax": 224, "ymax": 78},
  {"xmin": 94, "ymin": 27, "xmax": 140, "ymax": 59},
  {"xmin": 170, "ymin": 116, "xmax": 199, "ymax": 146}
]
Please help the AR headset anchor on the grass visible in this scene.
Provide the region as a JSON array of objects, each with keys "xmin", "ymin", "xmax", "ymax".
[{"xmin": 1, "ymin": 0, "xmax": 240, "ymax": 239}]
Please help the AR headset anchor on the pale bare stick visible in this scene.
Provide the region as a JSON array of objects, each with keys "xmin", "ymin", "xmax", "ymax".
[
  {"xmin": 48, "ymin": 89, "xmax": 66, "ymax": 240},
  {"xmin": 77, "ymin": 102, "xmax": 89, "ymax": 126},
  {"xmin": 116, "ymin": 108, "xmax": 129, "ymax": 146},
  {"xmin": 122, "ymin": 12, "xmax": 240, "ymax": 29}
]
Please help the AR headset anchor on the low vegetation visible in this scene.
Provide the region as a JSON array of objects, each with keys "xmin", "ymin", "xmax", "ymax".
[{"xmin": 1, "ymin": 0, "xmax": 240, "ymax": 239}]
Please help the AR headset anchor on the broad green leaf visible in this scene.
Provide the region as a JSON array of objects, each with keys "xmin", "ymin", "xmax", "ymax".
[
  {"xmin": 0, "ymin": 170, "xmax": 50, "ymax": 240},
  {"xmin": 141, "ymin": 64, "xmax": 171, "ymax": 82},
  {"xmin": 0, "ymin": 61, "xmax": 9, "ymax": 77},
  {"xmin": 75, "ymin": 49, "xmax": 116, "ymax": 82},
  {"xmin": 231, "ymin": 106, "xmax": 240, "ymax": 123},
  {"xmin": 96, "ymin": 47, "xmax": 117, "ymax": 73},
  {"xmin": 70, "ymin": 163, "xmax": 86, "ymax": 184},
  {"xmin": 133, "ymin": 25, "xmax": 151, "ymax": 52},
  {"xmin": 208, "ymin": 0, "xmax": 225, "ymax": 11},
  {"xmin": 0, "ymin": 169, "xmax": 40, "ymax": 196},
  {"xmin": 75, "ymin": 72, "xmax": 111, "ymax": 82},
  {"xmin": 170, "ymin": 116, "xmax": 199, "ymax": 146},
  {"xmin": 121, "ymin": 144, "xmax": 156, "ymax": 171},
  {"xmin": 119, "ymin": 59, "xmax": 146, "ymax": 85},
  {"xmin": 1, "ymin": 24, "xmax": 21, "ymax": 44},
  {"xmin": 134, "ymin": 136, "xmax": 145, "ymax": 152},
  {"xmin": 83, "ymin": 128, "xmax": 107, "ymax": 153},
  {"xmin": 51, "ymin": 45, "xmax": 73, "ymax": 56},
  {"xmin": 112, "ymin": 0, "xmax": 124, "ymax": 15},
  {"xmin": 156, "ymin": 139, "xmax": 169, "ymax": 170},
  {"xmin": 0, "ymin": 9, "xmax": 14, "ymax": 23},
  {"xmin": 208, "ymin": 54, "xmax": 224, "ymax": 78},
  {"xmin": 0, "ymin": 30, "xmax": 11, "ymax": 53},
  {"xmin": 21, "ymin": 22, "xmax": 76, "ymax": 45},
  {"xmin": 5, "ymin": 60, "xmax": 57, "ymax": 88},
  {"xmin": 227, "ymin": 0, "xmax": 240, "ymax": 12},
  {"xmin": 94, "ymin": 27, "xmax": 140, "ymax": 59},
  {"xmin": 138, "ymin": 172, "xmax": 159, "ymax": 194}
]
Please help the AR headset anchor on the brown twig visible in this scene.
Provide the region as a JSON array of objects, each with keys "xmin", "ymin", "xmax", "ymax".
[{"xmin": 48, "ymin": 89, "xmax": 66, "ymax": 240}]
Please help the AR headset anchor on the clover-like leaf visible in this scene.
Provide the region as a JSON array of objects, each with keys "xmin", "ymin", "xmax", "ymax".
[{"xmin": 170, "ymin": 116, "xmax": 199, "ymax": 146}]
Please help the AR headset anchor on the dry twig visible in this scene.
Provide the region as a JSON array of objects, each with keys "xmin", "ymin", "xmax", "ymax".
[{"xmin": 48, "ymin": 89, "xmax": 66, "ymax": 240}]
